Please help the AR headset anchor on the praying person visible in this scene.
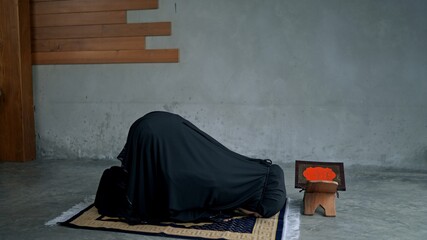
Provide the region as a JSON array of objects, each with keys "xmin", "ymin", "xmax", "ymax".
[{"xmin": 95, "ymin": 111, "xmax": 286, "ymax": 223}]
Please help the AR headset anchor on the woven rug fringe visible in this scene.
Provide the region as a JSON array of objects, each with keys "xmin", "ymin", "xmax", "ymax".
[
  {"xmin": 45, "ymin": 195, "xmax": 95, "ymax": 226},
  {"xmin": 284, "ymin": 198, "xmax": 301, "ymax": 240}
]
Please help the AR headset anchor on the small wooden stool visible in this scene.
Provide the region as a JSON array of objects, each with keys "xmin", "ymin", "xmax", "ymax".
[{"xmin": 303, "ymin": 180, "xmax": 338, "ymax": 217}]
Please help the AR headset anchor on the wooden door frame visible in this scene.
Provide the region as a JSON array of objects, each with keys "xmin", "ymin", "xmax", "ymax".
[{"xmin": 0, "ymin": 0, "xmax": 35, "ymax": 162}]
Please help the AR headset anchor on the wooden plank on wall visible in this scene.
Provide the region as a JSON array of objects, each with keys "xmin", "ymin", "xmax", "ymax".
[
  {"xmin": 32, "ymin": 0, "xmax": 159, "ymax": 15},
  {"xmin": 0, "ymin": 0, "xmax": 35, "ymax": 161},
  {"xmin": 31, "ymin": 0, "xmax": 69, "ymax": 2},
  {"xmin": 33, "ymin": 49, "xmax": 179, "ymax": 64},
  {"xmin": 32, "ymin": 11, "xmax": 127, "ymax": 27},
  {"xmin": 33, "ymin": 36, "xmax": 146, "ymax": 52},
  {"xmin": 33, "ymin": 22, "xmax": 171, "ymax": 39},
  {"xmin": 29, "ymin": 0, "xmax": 179, "ymax": 64}
]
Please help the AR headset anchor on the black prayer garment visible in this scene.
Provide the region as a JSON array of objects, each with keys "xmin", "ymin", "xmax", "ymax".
[{"xmin": 115, "ymin": 111, "xmax": 286, "ymax": 223}]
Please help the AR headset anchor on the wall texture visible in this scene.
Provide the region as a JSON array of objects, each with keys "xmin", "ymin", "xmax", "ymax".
[{"xmin": 33, "ymin": 0, "xmax": 427, "ymax": 169}]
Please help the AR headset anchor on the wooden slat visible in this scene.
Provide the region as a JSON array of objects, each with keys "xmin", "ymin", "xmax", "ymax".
[
  {"xmin": 33, "ymin": 36, "xmax": 146, "ymax": 52},
  {"xmin": 32, "ymin": 49, "xmax": 179, "ymax": 64},
  {"xmin": 31, "ymin": 0, "xmax": 68, "ymax": 2},
  {"xmin": 32, "ymin": 0, "xmax": 158, "ymax": 15},
  {"xmin": 32, "ymin": 11, "xmax": 126, "ymax": 27},
  {"xmin": 32, "ymin": 22, "xmax": 171, "ymax": 39}
]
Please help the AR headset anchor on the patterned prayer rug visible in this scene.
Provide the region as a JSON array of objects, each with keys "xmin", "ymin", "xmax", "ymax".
[{"xmin": 59, "ymin": 199, "xmax": 289, "ymax": 240}]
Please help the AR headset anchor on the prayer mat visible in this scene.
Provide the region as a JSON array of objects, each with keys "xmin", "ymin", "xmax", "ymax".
[{"xmin": 60, "ymin": 199, "xmax": 288, "ymax": 240}]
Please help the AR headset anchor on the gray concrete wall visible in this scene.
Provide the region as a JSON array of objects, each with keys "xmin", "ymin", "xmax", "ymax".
[{"xmin": 33, "ymin": 0, "xmax": 427, "ymax": 169}]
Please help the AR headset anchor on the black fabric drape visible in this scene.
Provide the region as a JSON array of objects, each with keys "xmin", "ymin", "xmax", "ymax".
[{"xmin": 118, "ymin": 111, "xmax": 286, "ymax": 223}]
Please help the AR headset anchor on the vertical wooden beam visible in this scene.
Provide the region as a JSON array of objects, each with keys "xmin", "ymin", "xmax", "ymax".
[{"xmin": 0, "ymin": 0, "xmax": 35, "ymax": 161}]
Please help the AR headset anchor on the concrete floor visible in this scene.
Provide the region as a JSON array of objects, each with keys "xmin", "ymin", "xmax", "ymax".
[{"xmin": 1, "ymin": 159, "xmax": 426, "ymax": 240}]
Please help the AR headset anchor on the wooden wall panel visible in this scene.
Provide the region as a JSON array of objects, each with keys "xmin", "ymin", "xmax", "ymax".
[
  {"xmin": 32, "ymin": 0, "xmax": 158, "ymax": 14},
  {"xmin": 33, "ymin": 22, "xmax": 171, "ymax": 39},
  {"xmin": 32, "ymin": 11, "xmax": 126, "ymax": 27},
  {"xmin": 33, "ymin": 36, "xmax": 146, "ymax": 52},
  {"xmin": 33, "ymin": 49, "xmax": 179, "ymax": 64},
  {"xmin": 30, "ymin": 0, "xmax": 179, "ymax": 64},
  {"xmin": 0, "ymin": 0, "xmax": 35, "ymax": 161}
]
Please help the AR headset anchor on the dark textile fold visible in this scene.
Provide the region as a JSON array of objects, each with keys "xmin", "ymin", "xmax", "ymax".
[{"xmin": 118, "ymin": 111, "xmax": 286, "ymax": 222}]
